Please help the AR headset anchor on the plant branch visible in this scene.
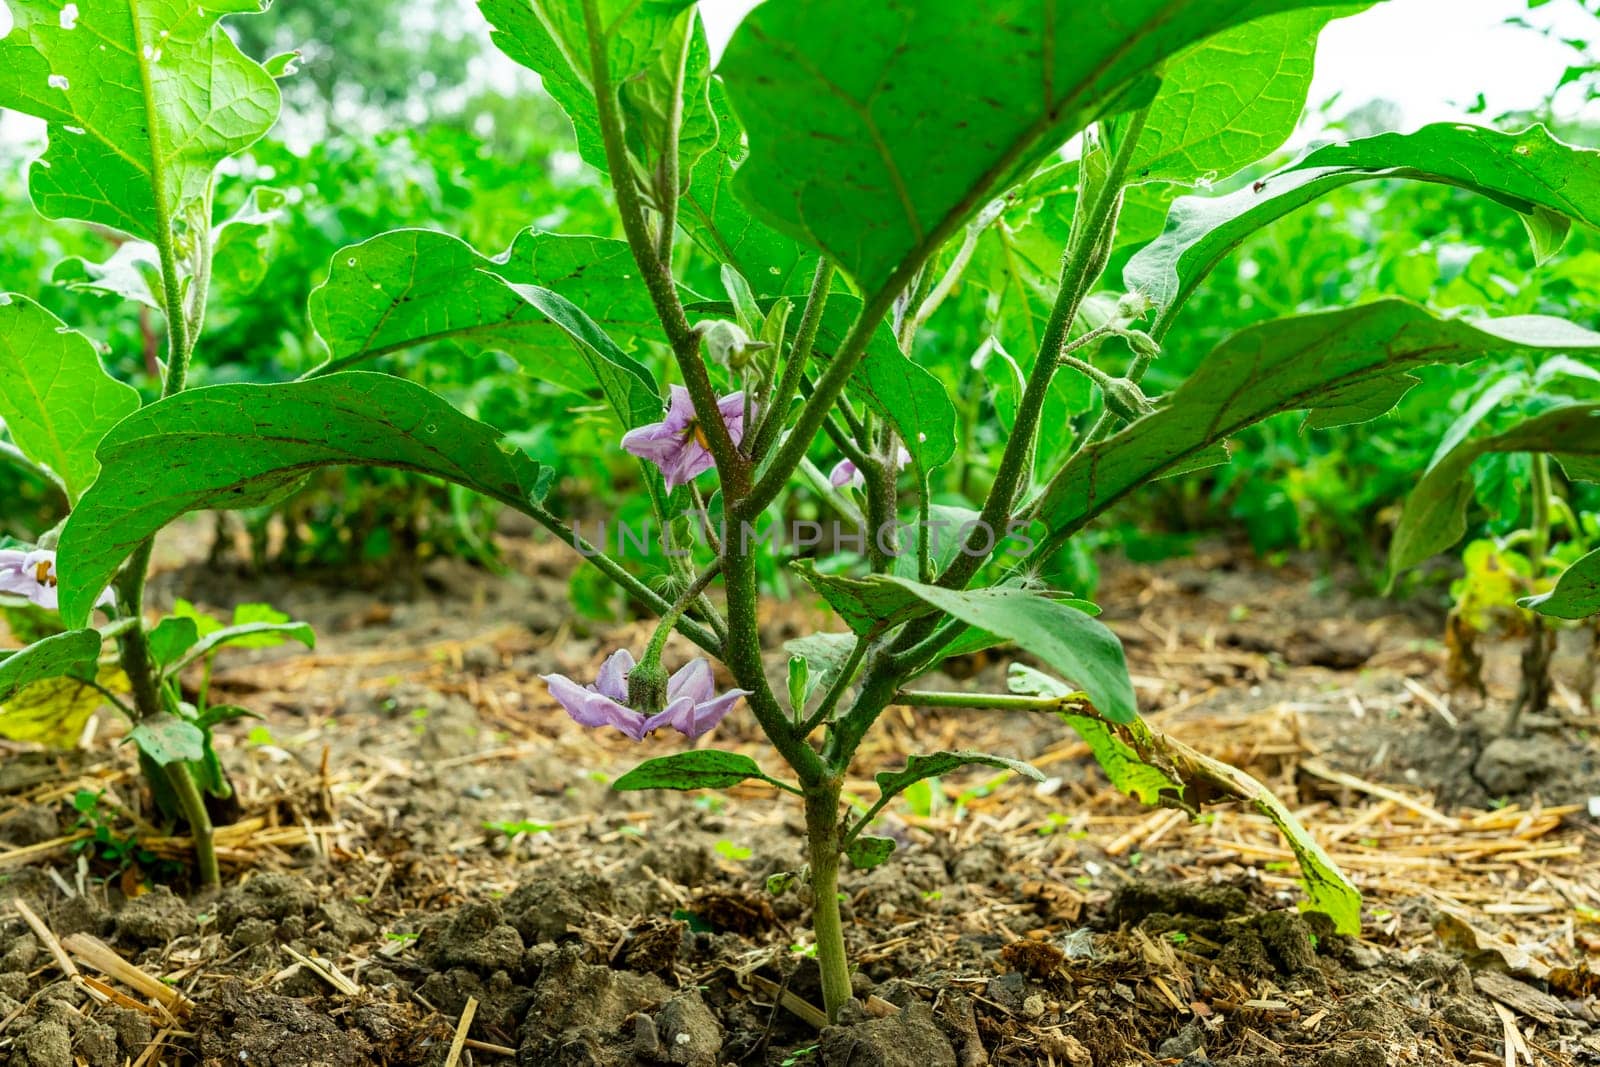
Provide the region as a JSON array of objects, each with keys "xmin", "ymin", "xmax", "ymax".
[
  {"xmin": 933, "ymin": 106, "xmax": 1150, "ymax": 593},
  {"xmin": 800, "ymin": 635, "xmax": 867, "ymax": 737},
  {"xmin": 750, "ymin": 258, "xmax": 835, "ymax": 461},
  {"xmin": 526, "ymin": 501, "xmax": 721, "ymax": 654}
]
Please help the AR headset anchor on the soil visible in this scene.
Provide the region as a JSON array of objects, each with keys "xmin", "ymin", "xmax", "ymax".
[{"xmin": 2, "ymin": 533, "xmax": 1599, "ymax": 1066}]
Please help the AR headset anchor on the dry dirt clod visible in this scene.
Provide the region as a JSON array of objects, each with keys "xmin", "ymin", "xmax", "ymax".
[
  {"xmin": 819, "ymin": 1001, "xmax": 957, "ymax": 1067},
  {"xmin": 113, "ymin": 885, "xmax": 195, "ymax": 947}
]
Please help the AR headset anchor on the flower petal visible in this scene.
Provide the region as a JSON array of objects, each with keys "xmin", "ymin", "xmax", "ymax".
[
  {"xmin": 682, "ymin": 688, "xmax": 749, "ymax": 740},
  {"xmin": 666, "ymin": 658, "xmax": 715, "ymax": 706},
  {"xmin": 542, "ymin": 673, "xmax": 647, "ymax": 740},
  {"xmin": 594, "ymin": 649, "xmax": 636, "ymax": 703},
  {"xmin": 621, "ymin": 422, "xmax": 682, "ymax": 463},
  {"xmin": 829, "ymin": 458, "xmax": 861, "ymax": 488},
  {"xmin": 663, "ymin": 384, "xmax": 697, "ymax": 432},
  {"xmin": 642, "ymin": 695, "xmax": 697, "ymax": 738}
]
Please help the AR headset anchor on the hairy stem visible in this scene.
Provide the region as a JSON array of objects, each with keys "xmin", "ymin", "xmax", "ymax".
[
  {"xmin": 751, "ymin": 259, "xmax": 835, "ymax": 461},
  {"xmin": 580, "ymin": 0, "xmax": 748, "ymax": 495}
]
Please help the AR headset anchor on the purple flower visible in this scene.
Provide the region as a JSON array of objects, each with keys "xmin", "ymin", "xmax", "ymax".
[
  {"xmin": 541, "ymin": 649, "xmax": 749, "ymax": 741},
  {"xmin": 621, "ymin": 385, "xmax": 753, "ymax": 490},
  {"xmin": 829, "ymin": 446, "xmax": 912, "ymax": 490},
  {"xmin": 0, "ymin": 549, "xmax": 113, "ymax": 612}
]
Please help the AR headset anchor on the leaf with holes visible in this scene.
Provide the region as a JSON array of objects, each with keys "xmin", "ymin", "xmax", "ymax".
[
  {"xmin": 0, "ymin": 0, "xmax": 279, "ymax": 241},
  {"xmin": 308, "ymin": 228, "xmax": 658, "ymax": 398}
]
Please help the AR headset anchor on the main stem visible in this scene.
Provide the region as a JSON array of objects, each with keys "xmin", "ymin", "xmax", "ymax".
[
  {"xmin": 114, "ymin": 193, "xmax": 220, "ymax": 886},
  {"xmin": 804, "ymin": 780, "xmax": 852, "ymax": 1021}
]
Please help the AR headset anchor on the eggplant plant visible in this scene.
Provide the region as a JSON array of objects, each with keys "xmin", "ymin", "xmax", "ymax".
[
  {"xmin": 0, "ymin": 1, "xmax": 312, "ymax": 886},
  {"xmin": 9, "ymin": 0, "xmax": 1600, "ymax": 1023},
  {"xmin": 1390, "ymin": 358, "xmax": 1600, "ymax": 728}
]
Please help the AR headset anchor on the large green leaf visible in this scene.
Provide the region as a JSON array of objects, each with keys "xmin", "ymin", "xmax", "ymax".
[
  {"xmin": 680, "ymin": 79, "xmax": 816, "ymax": 299},
  {"xmin": 0, "ymin": 295, "xmax": 140, "ymax": 502},
  {"xmin": 1524, "ymin": 547, "xmax": 1600, "ymax": 620},
  {"xmin": 881, "ymin": 577, "xmax": 1136, "ymax": 724},
  {"xmin": 1130, "ymin": 6, "xmax": 1364, "ymax": 186},
  {"xmin": 0, "ymin": 630, "xmax": 102, "ymax": 704},
  {"xmin": 56, "ymin": 373, "xmax": 553, "ymax": 625},
  {"xmin": 478, "ymin": 0, "xmax": 715, "ymax": 184},
  {"xmin": 0, "ymin": 0, "xmax": 279, "ymax": 241},
  {"xmin": 1010, "ymin": 666, "xmax": 1360, "ymax": 934},
  {"xmin": 1127, "ymin": 124, "xmax": 1600, "ymax": 320},
  {"xmin": 307, "ymin": 228, "xmax": 658, "ymax": 393},
  {"xmin": 719, "ymin": 0, "xmax": 1344, "ymax": 294},
  {"xmin": 1032, "ymin": 302, "xmax": 1600, "ymax": 550},
  {"xmin": 1390, "ymin": 403, "xmax": 1600, "ymax": 577}
]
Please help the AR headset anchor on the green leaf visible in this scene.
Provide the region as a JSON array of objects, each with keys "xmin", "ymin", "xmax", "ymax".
[
  {"xmin": 782, "ymin": 631, "xmax": 858, "ymax": 701},
  {"xmin": 0, "ymin": 0, "xmax": 279, "ymax": 241},
  {"xmin": 880, "ymin": 576, "xmax": 1136, "ymax": 724},
  {"xmin": 852, "ymin": 343, "xmax": 958, "ymax": 475},
  {"xmin": 308, "ymin": 228, "xmax": 657, "ymax": 392},
  {"xmin": 127, "ymin": 713, "xmax": 205, "ymax": 766},
  {"xmin": 1524, "ymin": 547, "xmax": 1600, "ymax": 619},
  {"xmin": 680, "ymin": 80, "xmax": 816, "ymax": 299},
  {"xmin": 0, "ymin": 630, "xmax": 101, "ymax": 704},
  {"xmin": 55, "ymin": 187, "xmax": 286, "ymax": 310},
  {"xmin": 498, "ymin": 281, "xmax": 663, "ymax": 431},
  {"xmin": 56, "ymin": 372, "xmax": 554, "ymax": 626},
  {"xmin": 874, "ymin": 750, "xmax": 1046, "ymax": 803},
  {"xmin": 1010, "ymin": 666, "xmax": 1359, "ymax": 934},
  {"xmin": 1391, "ymin": 403, "xmax": 1600, "ymax": 577},
  {"xmin": 1127, "ymin": 124, "xmax": 1600, "ymax": 321},
  {"xmin": 177, "ymin": 620, "xmax": 316, "ymax": 669},
  {"xmin": 1130, "ymin": 6, "xmax": 1366, "ymax": 185},
  {"xmin": 613, "ymin": 749, "xmax": 782, "ymax": 792},
  {"xmin": 478, "ymin": 0, "xmax": 715, "ymax": 184},
  {"xmin": 1009, "ymin": 665, "xmax": 1175, "ymax": 804},
  {"xmin": 791, "ymin": 560, "xmax": 937, "ymax": 637},
  {"xmin": 229, "ymin": 604, "xmax": 295, "ymax": 644},
  {"xmin": 845, "ymin": 836, "xmax": 897, "ymax": 871},
  {"xmin": 720, "ymin": 0, "xmax": 1344, "ymax": 293},
  {"xmin": 0, "ymin": 295, "xmax": 141, "ymax": 502},
  {"xmin": 147, "ymin": 617, "xmax": 200, "ymax": 667},
  {"xmin": 1034, "ymin": 302, "xmax": 1600, "ymax": 547}
]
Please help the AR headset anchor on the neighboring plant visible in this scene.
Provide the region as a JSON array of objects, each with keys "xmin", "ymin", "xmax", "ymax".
[
  {"xmin": 10, "ymin": 2, "xmax": 1600, "ymax": 1027},
  {"xmin": 0, "ymin": 2, "xmax": 313, "ymax": 885},
  {"xmin": 1391, "ymin": 358, "xmax": 1600, "ymax": 728}
]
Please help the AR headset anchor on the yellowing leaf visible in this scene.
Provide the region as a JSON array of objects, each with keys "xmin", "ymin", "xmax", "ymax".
[{"xmin": 0, "ymin": 668, "xmax": 126, "ymax": 750}]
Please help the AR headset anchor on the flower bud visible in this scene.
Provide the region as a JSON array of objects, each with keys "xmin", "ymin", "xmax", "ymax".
[
  {"xmin": 1116, "ymin": 290, "xmax": 1156, "ymax": 321},
  {"xmin": 697, "ymin": 319, "xmax": 769, "ymax": 370},
  {"xmin": 1102, "ymin": 378, "xmax": 1155, "ymax": 423}
]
